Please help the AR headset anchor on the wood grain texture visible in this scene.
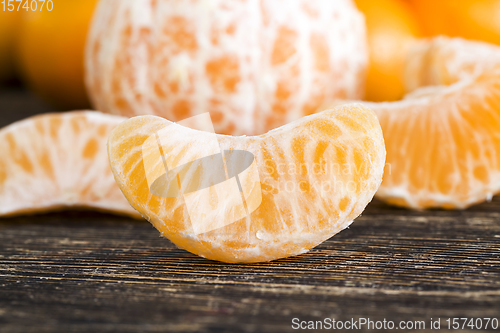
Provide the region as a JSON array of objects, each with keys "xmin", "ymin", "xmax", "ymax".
[{"xmin": 0, "ymin": 89, "xmax": 500, "ymax": 332}]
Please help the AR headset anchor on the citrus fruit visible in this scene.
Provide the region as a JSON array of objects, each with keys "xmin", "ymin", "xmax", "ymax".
[
  {"xmin": 107, "ymin": 104, "xmax": 386, "ymax": 263},
  {"xmin": 355, "ymin": 0, "xmax": 422, "ymax": 102},
  {"xmin": 86, "ymin": 0, "xmax": 368, "ymax": 135},
  {"xmin": 0, "ymin": 111, "xmax": 140, "ymax": 218},
  {"xmin": 364, "ymin": 37, "xmax": 500, "ymax": 209},
  {"xmin": 0, "ymin": 10, "xmax": 21, "ymax": 82},
  {"xmin": 17, "ymin": 0, "xmax": 98, "ymax": 109},
  {"xmin": 408, "ymin": 0, "xmax": 500, "ymax": 45}
]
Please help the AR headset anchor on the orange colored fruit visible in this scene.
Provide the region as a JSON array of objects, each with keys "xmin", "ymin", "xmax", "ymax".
[
  {"xmin": 409, "ymin": 0, "xmax": 500, "ymax": 45},
  {"xmin": 364, "ymin": 37, "xmax": 500, "ymax": 209},
  {"xmin": 355, "ymin": 0, "xmax": 422, "ymax": 102},
  {"xmin": 17, "ymin": 0, "xmax": 98, "ymax": 109},
  {"xmin": 0, "ymin": 111, "xmax": 139, "ymax": 218},
  {"xmin": 86, "ymin": 0, "xmax": 368, "ymax": 135},
  {"xmin": 0, "ymin": 10, "xmax": 20, "ymax": 82},
  {"xmin": 107, "ymin": 104, "xmax": 386, "ymax": 263}
]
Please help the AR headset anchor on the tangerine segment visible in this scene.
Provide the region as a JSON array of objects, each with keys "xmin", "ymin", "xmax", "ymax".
[
  {"xmin": 0, "ymin": 111, "xmax": 140, "ymax": 218},
  {"xmin": 107, "ymin": 104, "xmax": 386, "ymax": 263},
  {"xmin": 365, "ymin": 37, "xmax": 500, "ymax": 209}
]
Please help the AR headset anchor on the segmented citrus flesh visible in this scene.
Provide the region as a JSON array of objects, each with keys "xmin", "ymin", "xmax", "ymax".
[
  {"xmin": 365, "ymin": 37, "xmax": 500, "ymax": 209},
  {"xmin": 85, "ymin": 0, "xmax": 367, "ymax": 135},
  {"xmin": 0, "ymin": 111, "xmax": 140, "ymax": 217},
  {"xmin": 108, "ymin": 104, "xmax": 386, "ymax": 263}
]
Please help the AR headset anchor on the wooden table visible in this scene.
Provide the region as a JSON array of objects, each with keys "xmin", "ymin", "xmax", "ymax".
[{"xmin": 1, "ymin": 89, "xmax": 499, "ymax": 332}]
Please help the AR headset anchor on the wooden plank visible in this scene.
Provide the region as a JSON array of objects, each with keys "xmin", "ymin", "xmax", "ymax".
[
  {"xmin": 0, "ymin": 198, "xmax": 499, "ymax": 332},
  {"xmin": 0, "ymin": 88, "xmax": 52, "ymax": 128}
]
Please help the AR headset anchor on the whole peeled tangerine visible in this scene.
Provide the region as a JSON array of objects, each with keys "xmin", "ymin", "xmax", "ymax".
[
  {"xmin": 107, "ymin": 104, "xmax": 386, "ymax": 263},
  {"xmin": 86, "ymin": 0, "xmax": 367, "ymax": 135}
]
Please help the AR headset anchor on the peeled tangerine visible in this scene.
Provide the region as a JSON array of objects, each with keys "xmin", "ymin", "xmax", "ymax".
[
  {"xmin": 0, "ymin": 112, "xmax": 139, "ymax": 218},
  {"xmin": 108, "ymin": 104, "xmax": 386, "ymax": 263},
  {"xmin": 365, "ymin": 37, "xmax": 500, "ymax": 209},
  {"xmin": 85, "ymin": 0, "xmax": 367, "ymax": 135}
]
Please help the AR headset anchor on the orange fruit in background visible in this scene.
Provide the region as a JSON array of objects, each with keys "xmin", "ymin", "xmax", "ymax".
[
  {"xmin": 408, "ymin": 0, "xmax": 500, "ymax": 45},
  {"xmin": 355, "ymin": 0, "xmax": 422, "ymax": 102},
  {"xmin": 17, "ymin": 0, "xmax": 98, "ymax": 110},
  {"xmin": 0, "ymin": 10, "xmax": 21, "ymax": 82},
  {"xmin": 363, "ymin": 37, "xmax": 500, "ymax": 209},
  {"xmin": 86, "ymin": 0, "xmax": 368, "ymax": 135},
  {"xmin": 107, "ymin": 104, "xmax": 386, "ymax": 263},
  {"xmin": 0, "ymin": 111, "xmax": 140, "ymax": 218}
]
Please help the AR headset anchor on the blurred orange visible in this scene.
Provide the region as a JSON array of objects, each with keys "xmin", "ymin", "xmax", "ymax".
[
  {"xmin": 408, "ymin": 0, "xmax": 500, "ymax": 45},
  {"xmin": 355, "ymin": 0, "xmax": 422, "ymax": 101},
  {"xmin": 17, "ymin": 0, "xmax": 98, "ymax": 109},
  {"xmin": 0, "ymin": 11, "xmax": 21, "ymax": 82}
]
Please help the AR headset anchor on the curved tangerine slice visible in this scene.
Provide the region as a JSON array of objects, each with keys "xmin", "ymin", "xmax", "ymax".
[
  {"xmin": 365, "ymin": 37, "xmax": 500, "ymax": 209},
  {"xmin": 141, "ymin": 113, "xmax": 263, "ymax": 235},
  {"xmin": 0, "ymin": 111, "xmax": 140, "ymax": 218},
  {"xmin": 107, "ymin": 104, "xmax": 386, "ymax": 263}
]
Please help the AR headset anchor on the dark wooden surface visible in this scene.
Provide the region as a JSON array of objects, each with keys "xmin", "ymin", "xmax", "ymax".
[{"xmin": 0, "ymin": 89, "xmax": 500, "ymax": 332}]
